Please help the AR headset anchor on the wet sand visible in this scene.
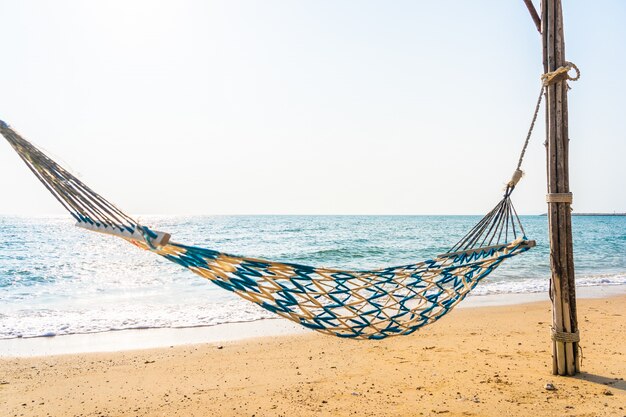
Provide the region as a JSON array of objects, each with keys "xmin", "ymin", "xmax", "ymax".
[{"xmin": 1, "ymin": 296, "xmax": 624, "ymax": 416}]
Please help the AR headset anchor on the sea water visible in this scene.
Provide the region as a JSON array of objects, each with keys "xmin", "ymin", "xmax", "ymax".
[{"xmin": 0, "ymin": 215, "xmax": 624, "ymax": 339}]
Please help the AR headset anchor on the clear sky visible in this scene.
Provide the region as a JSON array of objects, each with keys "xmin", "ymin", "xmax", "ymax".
[{"xmin": 0, "ymin": 1, "xmax": 624, "ymax": 216}]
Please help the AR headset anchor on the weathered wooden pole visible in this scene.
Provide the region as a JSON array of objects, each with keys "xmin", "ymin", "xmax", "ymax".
[
  {"xmin": 523, "ymin": 0, "xmax": 542, "ymax": 33},
  {"xmin": 541, "ymin": 0, "xmax": 580, "ymax": 376}
]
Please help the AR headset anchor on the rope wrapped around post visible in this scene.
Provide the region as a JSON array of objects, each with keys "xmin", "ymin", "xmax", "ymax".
[
  {"xmin": 551, "ymin": 327, "xmax": 580, "ymax": 343},
  {"xmin": 541, "ymin": 61, "xmax": 580, "ymax": 86}
]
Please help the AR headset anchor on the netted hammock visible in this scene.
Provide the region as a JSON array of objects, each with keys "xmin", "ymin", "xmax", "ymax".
[{"xmin": 1, "ymin": 120, "xmax": 535, "ymax": 339}]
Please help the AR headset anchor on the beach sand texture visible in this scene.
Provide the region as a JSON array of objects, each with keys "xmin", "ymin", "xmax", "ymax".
[{"xmin": 1, "ymin": 296, "xmax": 624, "ymax": 417}]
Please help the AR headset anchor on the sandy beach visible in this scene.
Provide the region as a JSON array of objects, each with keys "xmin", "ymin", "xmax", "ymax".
[{"xmin": 1, "ymin": 295, "xmax": 624, "ymax": 417}]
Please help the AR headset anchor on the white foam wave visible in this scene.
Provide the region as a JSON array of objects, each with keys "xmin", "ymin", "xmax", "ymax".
[
  {"xmin": 2, "ymin": 272, "xmax": 624, "ymax": 340},
  {"xmin": 0, "ymin": 300, "xmax": 273, "ymax": 339},
  {"xmin": 476, "ymin": 272, "xmax": 626, "ymax": 295}
]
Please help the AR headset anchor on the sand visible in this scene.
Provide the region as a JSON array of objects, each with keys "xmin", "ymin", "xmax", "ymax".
[{"xmin": 1, "ymin": 296, "xmax": 624, "ymax": 417}]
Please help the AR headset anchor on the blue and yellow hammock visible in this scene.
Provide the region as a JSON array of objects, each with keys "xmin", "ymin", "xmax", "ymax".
[{"xmin": 1, "ymin": 120, "xmax": 534, "ymax": 339}]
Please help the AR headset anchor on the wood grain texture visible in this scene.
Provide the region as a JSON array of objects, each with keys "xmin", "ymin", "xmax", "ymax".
[{"xmin": 541, "ymin": 0, "xmax": 579, "ymax": 376}]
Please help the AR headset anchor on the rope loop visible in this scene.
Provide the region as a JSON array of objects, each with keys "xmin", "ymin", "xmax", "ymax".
[{"xmin": 541, "ymin": 61, "xmax": 580, "ymax": 86}]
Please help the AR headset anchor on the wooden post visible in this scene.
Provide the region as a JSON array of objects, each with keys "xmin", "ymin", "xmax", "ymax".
[
  {"xmin": 523, "ymin": 0, "xmax": 542, "ymax": 33},
  {"xmin": 541, "ymin": 0, "xmax": 579, "ymax": 376}
]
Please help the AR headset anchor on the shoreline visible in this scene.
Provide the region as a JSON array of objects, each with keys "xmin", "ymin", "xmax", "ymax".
[
  {"xmin": 2, "ymin": 284, "xmax": 625, "ymax": 358},
  {"xmin": 1, "ymin": 294, "xmax": 624, "ymax": 417}
]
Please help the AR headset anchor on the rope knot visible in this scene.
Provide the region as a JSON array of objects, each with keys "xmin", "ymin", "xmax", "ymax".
[{"xmin": 541, "ymin": 61, "xmax": 580, "ymax": 86}]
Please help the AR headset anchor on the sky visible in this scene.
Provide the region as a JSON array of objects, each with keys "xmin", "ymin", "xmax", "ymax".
[{"xmin": 0, "ymin": 0, "xmax": 624, "ymax": 216}]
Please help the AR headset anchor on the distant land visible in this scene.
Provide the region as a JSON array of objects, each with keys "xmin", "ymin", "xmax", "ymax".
[{"xmin": 540, "ymin": 213, "xmax": 626, "ymax": 216}]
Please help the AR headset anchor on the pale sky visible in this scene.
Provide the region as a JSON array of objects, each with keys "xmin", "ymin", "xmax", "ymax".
[{"xmin": 0, "ymin": 1, "xmax": 624, "ymax": 216}]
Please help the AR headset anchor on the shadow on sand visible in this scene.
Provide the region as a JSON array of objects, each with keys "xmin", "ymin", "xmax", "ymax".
[{"xmin": 574, "ymin": 372, "xmax": 625, "ymax": 392}]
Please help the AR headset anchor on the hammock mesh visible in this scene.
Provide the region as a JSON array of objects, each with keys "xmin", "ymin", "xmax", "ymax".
[{"xmin": 1, "ymin": 121, "xmax": 534, "ymax": 339}]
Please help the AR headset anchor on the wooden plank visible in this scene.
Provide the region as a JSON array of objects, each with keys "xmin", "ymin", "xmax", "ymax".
[
  {"xmin": 546, "ymin": 0, "xmax": 564, "ymax": 376},
  {"xmin": 552, "ymin": 1, "xmax": 568, "ymax": 377},
  {"xmin": 542, "ymin": 0, "xmax": 579, "ymax": 376},
  {"xmin": 541, "ymin": 0, "xmax": 558, "ymax": 375},
  {"xmin": 557, "ymin": 0, "xmax": 577, "ymax": 376},
  {"xmin": 545, "ymin": 0, "xmax": 567, "ymax": 376},
  {"xmin": 554, "ymin": 1, "xmax": 574, "ymax": 376},
  {"xmin": 557, "ymin": 0, "xmax": 580, "ymax": 374}
]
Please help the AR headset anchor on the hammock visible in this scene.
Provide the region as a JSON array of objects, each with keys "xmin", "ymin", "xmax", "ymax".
[{"xmin": 0, "ymin": 120, "xmax": 535, "ymax": 339}]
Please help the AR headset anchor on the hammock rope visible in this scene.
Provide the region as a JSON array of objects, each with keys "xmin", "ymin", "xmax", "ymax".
[{"xmin": 510, "ymin": 62, "xmax": 579, "ymax": 193}]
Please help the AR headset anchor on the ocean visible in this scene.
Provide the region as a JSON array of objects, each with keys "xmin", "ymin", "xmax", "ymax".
[{"xmin": 0, "ymin": 215, "xmax": 624, "ymax": 340}]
